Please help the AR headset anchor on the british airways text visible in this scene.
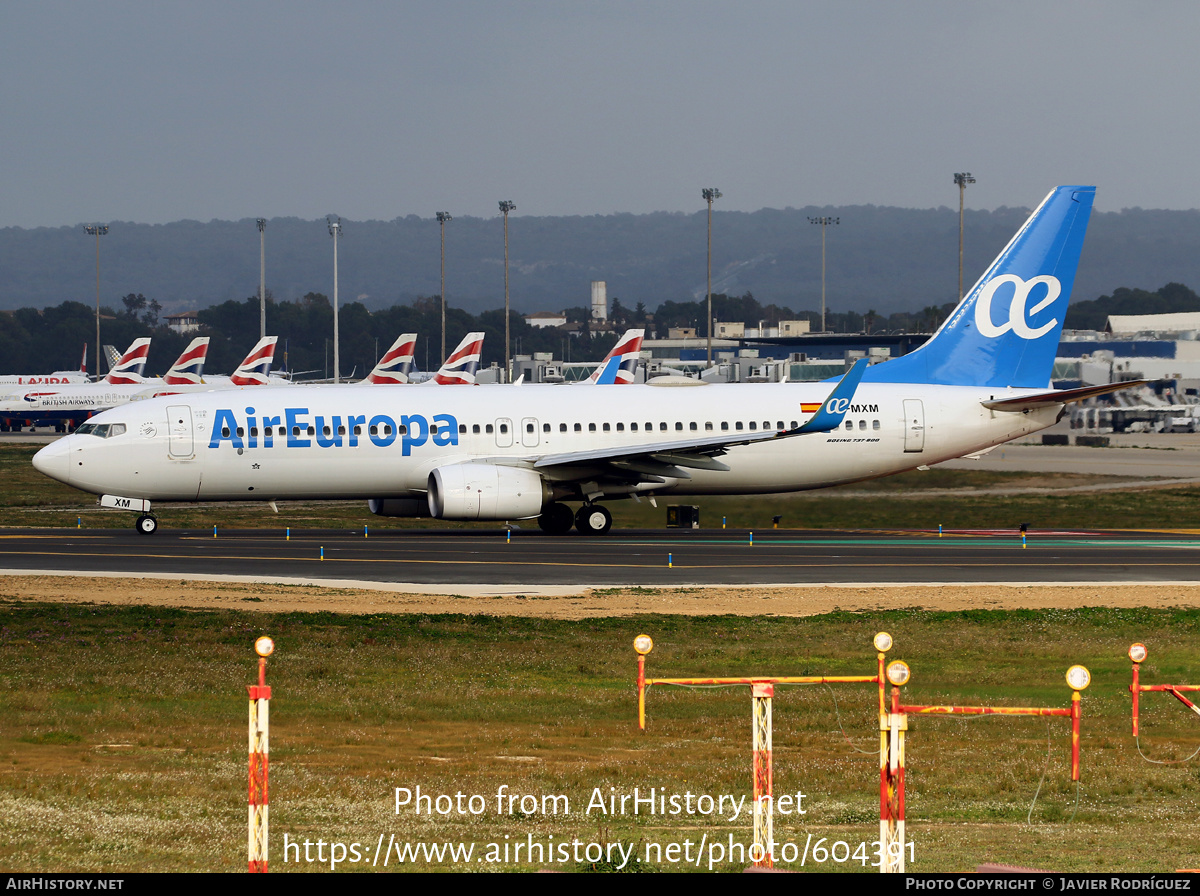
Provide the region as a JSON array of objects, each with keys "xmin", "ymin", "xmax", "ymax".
[{"xmin": 208, "ymin": 407, "xmax": 459, "ymax": 456}]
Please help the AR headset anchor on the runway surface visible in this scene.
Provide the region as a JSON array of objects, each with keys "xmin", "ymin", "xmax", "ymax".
[{"xmin": 3, "ymin": 526, "xmax": 1200, "ymax": 586}]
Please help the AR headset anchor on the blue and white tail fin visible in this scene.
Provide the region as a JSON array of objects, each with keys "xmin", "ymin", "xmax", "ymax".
[{"xmin": 866, "ymin": 185, "xmax": 1095, "ymax": 389}]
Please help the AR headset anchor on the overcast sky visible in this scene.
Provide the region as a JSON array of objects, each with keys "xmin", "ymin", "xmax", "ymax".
[{"xmin": 4, "ymin": 1, "xmax": 1199, "ymax": 228}]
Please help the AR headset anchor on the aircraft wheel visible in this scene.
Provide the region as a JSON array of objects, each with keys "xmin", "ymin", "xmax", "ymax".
[
  {"xmin": 575, "ymin": 504, "xmax": 612, "ymax": 535},
  {"xmin": 135, "ymin": 515, "xmax": 158, "ymax": 535},
  {"xmin": 537, "ymin": 503, "xmax": 574, "ymax": 535}
]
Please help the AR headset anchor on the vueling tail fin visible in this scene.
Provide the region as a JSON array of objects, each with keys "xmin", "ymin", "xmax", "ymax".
[{"xmin": 866, "ymin": 186, "xmax": 1095, "ymax": 389}]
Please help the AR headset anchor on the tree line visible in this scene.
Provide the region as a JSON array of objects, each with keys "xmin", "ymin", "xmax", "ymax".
[{"xmin": 1, "ymin": 282, "xmax": 1196, "ymax": 378}]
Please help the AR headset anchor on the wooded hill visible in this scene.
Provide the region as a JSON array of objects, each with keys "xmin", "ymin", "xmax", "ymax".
[{"xmin": 4, "ymin": 203, "xmax": 1200, "ymax": 320}]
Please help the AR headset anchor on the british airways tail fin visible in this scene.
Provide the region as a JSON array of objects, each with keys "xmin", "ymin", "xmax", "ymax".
[
  {"xmin": 587, "ymin": 329, "xmax": 645, "ymax": 384},
  {"xmin": 102, "ymin": 338, "xmax": 152, "ymax": 384},
  {"xmin": 230, "ymin": 337, "xmax": 278, "ymax": 386},
  {"xmin": 365, "ymin": 334, "xmax": 417, "ymax": 384},
  {"xmin": 162, "ymin": 337, "xmax": 210, "ymax": 385},
  {"xmin": 866, "ymin": 186, "xmax": 1095, "ymax": 389},
  {"xmin": 430, "ymin": 332, "xmax": 484, "ymax": 385}
]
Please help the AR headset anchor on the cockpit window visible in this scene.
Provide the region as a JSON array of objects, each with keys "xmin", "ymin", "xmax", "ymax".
[{"xmin": 75, "ymin": 422, "xmax": 125, "ymax": 438}]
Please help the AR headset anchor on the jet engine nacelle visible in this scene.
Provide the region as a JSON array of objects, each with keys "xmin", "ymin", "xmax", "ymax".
[
  {"xmin": 427, "ymin": 463, "xmax": 548, "ymax": 521},
  {"xmin": 367, "ymin": 498, "xmax": 427, "ymax": 518}
]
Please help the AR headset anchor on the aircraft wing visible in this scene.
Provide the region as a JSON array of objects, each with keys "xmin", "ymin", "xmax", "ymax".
[
  {"xmin": 532, "ymin": 359, "xmax": 867, "ymax": 475},
  {"xmin": 981, "ymin": 379, "xmax": 1157, "ymax": 412}
]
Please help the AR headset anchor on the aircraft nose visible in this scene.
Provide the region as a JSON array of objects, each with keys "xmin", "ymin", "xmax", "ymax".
[{"xmin": 32, "ymin": 436, "xmax": 72, "ymax": 485}]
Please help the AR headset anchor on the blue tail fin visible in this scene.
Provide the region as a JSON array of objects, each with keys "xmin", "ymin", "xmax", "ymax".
[{"xmin": 866, "ymin": 186, "xmax": 1095, "ymax": 388}]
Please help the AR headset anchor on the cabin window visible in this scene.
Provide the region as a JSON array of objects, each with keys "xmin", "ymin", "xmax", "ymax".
[
  {"xmin": 844, "ymin": 421, "xmax": 853, "ymax": 431},
  {"xmin": 544, "ymin": 423, "xmax": 551, "ymax": 433},
  {"xmin": 721, "ymin": 422, "xmax": 729, "ymax": 431},
  {"xmin": 526, "ymin": 423, "xmax": 535, "ymax": 433},
  {"xmin": 222, "ymin": 427, "xmax": 231, "ymax": 438},
  {"xmin": 559, "ymin": 423, "xmax": 567, "ymax": 433},
  {"xmin": 472, "ymin": 424, "xmax": 481, "ymax": 434},
  {"xmin": 459, "ymin": 424, "xmax": 467, "ymax": 434},
  {"xmin": 338, "ymin": 426, "xmax": 346, "ymax": 436},
  {"xmin": 674, "ymin": 422, "xmax": 683, "ymax": 431},
  {"xmin": 250, "ymin": 427, "xmax": 259, "ymax": 438},
  {"xmin": 616, "ymin": 422, "xmax": 624, "ymax": 431},
  {"xmin": 589, "ymin": 423, "xmax": 597, "ymax": 432},
  {"xmin": 306, "ymin": 425, "xmax": 315, "ymax": 436},
  {"xmin": 777, "ymin": 421, "xmax": 785, "ymax": 430},
  {"xmin": 236, "ymin": 427, "xmax": 245, "ymax": 438},
  {"xmin": 689, "ymin": 422, "xmax": 698, "ymax": 431},
  {"xmin": 322, "ymin": 426, "xmax": 331, "ymax": 437},
  {"xmin": 749, "ymin": 422, "xmax": 757, "ymax": 431},
  {"xmin": 574, "ymin": 423, "xmax": 582, "ymax": 432},
  {"xmin": 859, "ymin": 420, "xmax": 867, "ymax": 431},
  {"xmin": 790, "ymin": 420, "xmax": 798, "ymax": 429},
  {"xmin": 278, "ymin": 426, "xmax": 286, "ymax": 436},
  {"xmin": 499, "ymin": 423, "xmax": 508, "ymax": 434},
  {"xmin": 603, "ymin": 423, "xmax": 611, "ymax": 432},
  {"xmin": 631, "ymin": 423, "xmax": 639, "ymax": 432},
  {"xmin": 736, "ymin": 422, "xmax": 743, "ymax": 431},
  {"xmin": 873, "ymin": 420, "xmax": 881, "ymax": 431},
  {"xmin": 485, "ymin": 424, "xmax": 493, "ymax": 434},
  {"xmin": 705, "ymin": 422, "xmax": 713, "ymax": 431}
]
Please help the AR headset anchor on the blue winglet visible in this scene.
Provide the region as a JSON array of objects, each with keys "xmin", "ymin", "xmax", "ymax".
[{"xmin": 795, "ymin": 358, "xmax": 868, "ymax": 434}]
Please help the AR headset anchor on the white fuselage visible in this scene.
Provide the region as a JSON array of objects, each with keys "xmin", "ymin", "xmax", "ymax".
[{"xmin": 33, "ymin": 380, "xmax": 1059, "ymax": 504}]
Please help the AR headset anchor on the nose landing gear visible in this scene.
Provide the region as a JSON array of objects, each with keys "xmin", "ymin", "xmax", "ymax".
[{"xmin": 135, "ymin": 515, "xmax": 158, "ymax": 535}]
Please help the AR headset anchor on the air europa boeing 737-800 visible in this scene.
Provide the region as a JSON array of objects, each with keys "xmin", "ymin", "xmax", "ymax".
[{"xmin": 34, "ymin": 186, "xmax": 1136, "ymax": 535}]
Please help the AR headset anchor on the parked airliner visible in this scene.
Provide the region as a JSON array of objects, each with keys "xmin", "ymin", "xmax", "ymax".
[
  {"xmin": 2, "ymin": 337, "xmax": 267, "ymax": 429},
  {"xmin": 34, "ymin": 186, "xmax": 1128, "ymax": 535}
]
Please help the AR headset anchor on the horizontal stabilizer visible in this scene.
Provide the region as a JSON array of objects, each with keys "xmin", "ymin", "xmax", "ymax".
[{"xmin": 981, "ymin": 379, "xmax": 1156, "ymax": 412}]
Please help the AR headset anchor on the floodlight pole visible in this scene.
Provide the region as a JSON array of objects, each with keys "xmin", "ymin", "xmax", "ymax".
[
  {"xmin": 808, "ymin": 217, "xmax": 839, "ymax": 333},
  {"xmin": 83, "ymin": 225, "xmax": 109, "ymax": 378},
  {"xmin": 954, "ymin": 173, "xmax": 975, "ymax": 301},
  {"xmin": 437, "ymin": 212, "xmax": 452, "ymax": 364},
  {"xmin": 702, "ymin": 188, "xmax": 721, "ymax": 367},
  {"xmin": 257, "ymin": 219, "xmax": 267, "ymax": 340},
  {"xmin": 499, "ymin": 201, "xmax": 515, "ymax": 382},
  {"xmin": 327, "ymin": 216, "xmax": 342, "ymax": 384}
]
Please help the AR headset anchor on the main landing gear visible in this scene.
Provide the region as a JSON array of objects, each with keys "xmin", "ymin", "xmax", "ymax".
[
  {"xmin": 537, "ymin": 502, "xmax": 574, "ymax": 535},
  {"xmin": 135, "ymin": 514, "xmax": 158, "ymax": 535},
  {"xmin": 574, "ymin": 504, "xmax": 612, "ymax": 535},
  {"xmin": 536, "ymin": 502, "xmax": 613, "ymax": 535}
]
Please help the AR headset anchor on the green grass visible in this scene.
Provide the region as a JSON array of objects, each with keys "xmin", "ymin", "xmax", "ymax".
[
  {"xmin": 6, "ymin": 442, "xmax": 1200, "ymax": 531},
  {"xmin": 1, "ymin": 603, "xmax": 1197, "ymax": 872}
]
